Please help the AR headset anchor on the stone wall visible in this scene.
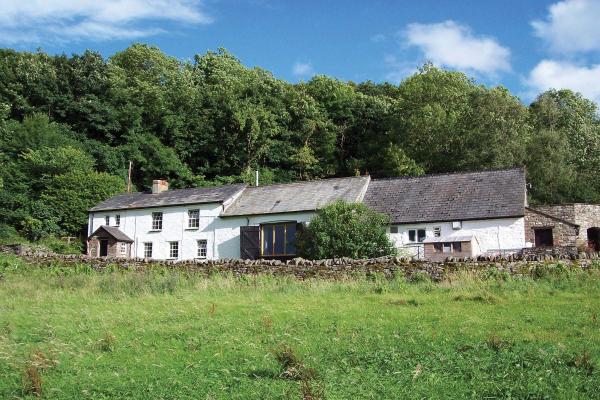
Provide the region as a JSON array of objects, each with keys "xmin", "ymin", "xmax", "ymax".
[{"xmin": 2, "ymin": 244, "xmax": 598, "ymax": 282}]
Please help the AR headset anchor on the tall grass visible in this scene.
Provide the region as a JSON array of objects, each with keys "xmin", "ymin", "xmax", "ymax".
[{"xmin": 1, "ymin": 254, "xmax": 599, "ymax": 399}]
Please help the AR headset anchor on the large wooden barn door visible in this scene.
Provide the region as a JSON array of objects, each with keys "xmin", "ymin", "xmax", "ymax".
[{"xmin": 240, "ymin": 226, "xmax": 260, "ymax": 259}]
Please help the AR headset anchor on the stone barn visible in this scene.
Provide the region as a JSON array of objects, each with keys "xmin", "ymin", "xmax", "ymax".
[{"xmin": 525, "ymin": 204, "xmax": 600, "ymax": 252}]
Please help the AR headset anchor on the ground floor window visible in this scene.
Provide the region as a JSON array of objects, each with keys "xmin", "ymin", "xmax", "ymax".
[
  {"xmin": 168, "ymin": 241, "xmax": 179, "ymax": 259},
  {"xmin": 261, "ymin": 222, "xmax": 297, "ymax": 256},
  {"xmin": 144, "ymin": 242, "xmax": 153, "ymax": 258},
  {"xmin": 434, "ymin": 242, "xmax": 463, "ymax": 253},
  {"xmin": 197, "ymin": 239, "xmax": 207, "ymax": 258},
  {"xmin": 120, "ymin": 243, "xmax": 127, "ymax": 255},
  {"xmin": 534, "ymin": 228, "xmax": 553, "ymax": 247},
  {"xmin": 409, "ymin": 229, "xmax": 426, "ymax": 243}
]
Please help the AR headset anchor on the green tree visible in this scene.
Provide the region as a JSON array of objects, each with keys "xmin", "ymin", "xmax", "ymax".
[{"xmin": 298, "ymin": 201, "xmax": 396, "ymax": 259}]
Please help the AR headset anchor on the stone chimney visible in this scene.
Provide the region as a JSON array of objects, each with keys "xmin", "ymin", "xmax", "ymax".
[{"xmin": 152, "ymin": 179, "xmax": 169, "ymax": 194}]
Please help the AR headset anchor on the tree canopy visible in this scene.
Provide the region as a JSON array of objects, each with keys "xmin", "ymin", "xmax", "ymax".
[{"xmin": 1, "ymin": 44, "xmax": 599, "ymax": 241}]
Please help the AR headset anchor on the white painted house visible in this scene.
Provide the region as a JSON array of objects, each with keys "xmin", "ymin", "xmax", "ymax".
[{"xmin": 87, "ymin": 168, "xmax": 528, "ymax": 261}]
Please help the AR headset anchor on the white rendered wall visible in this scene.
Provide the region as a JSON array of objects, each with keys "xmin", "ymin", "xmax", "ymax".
[
  {"xmin": 388, "ymin": 217, "xmax": 525, "ymax": 258},
  {"xmin": 90, "ymin": 206, "xmax": 315, "ymax": 261}
]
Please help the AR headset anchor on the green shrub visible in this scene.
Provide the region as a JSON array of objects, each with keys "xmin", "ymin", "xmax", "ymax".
[{"xmin": 297, "ymin": 201, "xmax": 396, "ymax": 259}]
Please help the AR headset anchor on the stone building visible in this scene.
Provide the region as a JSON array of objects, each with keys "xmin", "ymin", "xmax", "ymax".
[
  {"xmin": 87, "ymin": 225, "xmax": 133, "ymax": 258},
  {"xmin": 525, "ymin": 204, "xmax": 600, "ymax": 252}
]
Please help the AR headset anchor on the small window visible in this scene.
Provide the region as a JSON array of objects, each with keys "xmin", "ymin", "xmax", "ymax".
[
  {"xmin": 452, "ymin": 242, "xmax": 462, "ymax": 252},
  {"xmin": 197, "ymin": 239, "xmax": 207, "ymax": 258},
  {"xmin": 115, "ymin": 215, "xmax": 120, "ymax": 227},
  {"xmin": 144, "ymin": 242, "xmax": 153, "ymax": 258},
  {"xmin": 443, "ymin": 243, "xmax": 452, "ymax": 253},
  {"xmin": 408, "ymin": 229, "xmax": 427, "ymax": 242},
  {"xmin": 168, "ymin": 241, "xmax": 179, "ymax": 259},
  {"xmin": 105, "ymin": 215, "xmax": 110, "ymax": 226},
  {"xmin": 188, "ymin": 209, "xmax": 200, "ymax": 229},
  {"xmin": 152, "ymin": 212, "xmax": 163, "ymax": 231},
  {"xmin": 120, "ymin": 243, "xmax": 127, "ymax": 255},
  {"xmin": 434, "ymin": 243, "xmax": 443, "ymax": 253},
  {"xmin": 433, "ymin": 227, "xmax": 441, "ymax": 237},
  {"xmin": 390, "ymin": 226, "xmax": 398, "ymax": 234}
]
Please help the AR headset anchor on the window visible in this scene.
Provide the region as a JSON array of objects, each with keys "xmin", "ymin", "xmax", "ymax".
[
  {"xmin": 144, "ymin": 242, "xmax": 153, "ymax": 258},
  {"xmin": 168, "ymin": 241, "xmax": 179, "ymax": 259},
  {"xmin": 390, "ymin": 226, "xmax": 399, "ymax": 234},
  {"xmin": 434, "ymin": 242, "xmax": 463, "ymax": 254},
  {"xmin": 188, "ymin": 209, "xmax": 200, "ymax": 229},
  {"xmin": 534, "ymin": 228, "xmax": 554, "ymax": 247},
  {"xmin": 152, "ymin": 212, "xmax": 163, "ymax": 230},
  {"xmin": 261, "ymin": 222, "xmax": 297, "ymax": 256},
  {"xmin": 197, "ymin": 239, "xmax": 207, "ymax": 258},
  {"xmin": 105, "ymin": 215, "xmax": 110, "ymax": 226},
  {"xmin": 115, "ymin": 215, "xmax": 120, "ymax": 227},
  {"xmin": 408, "ymin": 229, "xmax": 426, "ymax": 242},
  {"xmin": 120, "ymin": 243, "xmax": 127, "ymax": 255},
  {"xmin": 433, "ymin": 227, "xmax": 441, "ymax": 237}
]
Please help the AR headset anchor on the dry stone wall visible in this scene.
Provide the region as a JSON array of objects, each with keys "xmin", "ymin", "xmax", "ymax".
[{"xmin": 2, "ymin": 244, "xmax": 599, "ymax": 282}]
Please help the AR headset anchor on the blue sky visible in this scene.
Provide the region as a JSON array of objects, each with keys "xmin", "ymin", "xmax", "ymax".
[{"xmin": 2, "ymin": 0, "xmax": 600, "ymax": 103}]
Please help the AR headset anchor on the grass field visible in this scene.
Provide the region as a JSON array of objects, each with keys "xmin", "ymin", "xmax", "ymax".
[{"xmin": 1, "ymin": 255, "xmax": 599, "ymax": 399}]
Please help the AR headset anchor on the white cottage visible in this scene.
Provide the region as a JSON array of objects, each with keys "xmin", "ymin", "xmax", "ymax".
[
  {"xmin": 87, "ymin": 176, "xmax": 370, "ymax": 260},
  {"xmin": 87, "ymin": 167, "xmax": 528, "ymax": 261},
  {"xmin": 363, "ymin": 168, "xmax": 528, "ymax": 259}
]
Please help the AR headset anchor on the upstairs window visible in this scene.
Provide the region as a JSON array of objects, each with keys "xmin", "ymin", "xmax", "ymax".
[
  {"xmin": 144, "ymin": 242, "xmax": 153, "ymax": 258},
  {"xmin": 105, "ymin": 215, "xmax": 110, "ymax": 226},
  {"xmin": 261, "ymin": 222, "xmax": 297, "ymax": 257},
  {"xmin": 433, "ymin": 227, "xmax": 441, "ymax": 237},
  {"xmin": 115, "ymin": 215, "xmax": 120, "ymax": 227},
  {"xmin": 197, "ymin": 239, "xmax": 207, "ymax": 258},
  {"xmin": 152, "ymin": 212, "xmax": 163, "ymax": 231},
  {"xmin": 188, "ymin": 209, "xmax": 200, "ymax": 229},
  {"xmin": 408, "ymin": 229, "xmax": 426, "ymax": 243},
  {"xmin": 390, "ymin": 226, "xmax": 399, "ymax": 234},
  {"xmin": 168, "ymin": 241, "xmax": 179, "ymax": 259}
]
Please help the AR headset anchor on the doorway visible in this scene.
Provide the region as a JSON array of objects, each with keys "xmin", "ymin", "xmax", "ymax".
[
  {"xmin": 534, "ymin": 228, "xmax": 554, "ymax": 247},
  {"xmin": 588, "ymin": 227, "xmax": 600, "ymax": 252},
  {"xmin": 99, "ymin": 239, "xmax": 109, "ymax": 257}
]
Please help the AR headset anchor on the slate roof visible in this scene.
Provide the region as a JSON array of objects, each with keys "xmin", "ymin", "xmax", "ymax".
[
  {"xmin": 89, "ymin": 184, "xmax": 247, "ymax": 212},
  {"xmin": 363, "ymin": 167, "xmax": 526, "ymax": 224},
  {"xmin": 221, "ymin": 176, "xmax": 371, "ymax": 217},
  {"xmin": 89, "ymin": 226, "xmax": 134, "ymax": 242}
]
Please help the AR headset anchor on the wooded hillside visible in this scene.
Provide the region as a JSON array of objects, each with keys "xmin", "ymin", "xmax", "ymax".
[{"xmin": 1, "ymin": 44, "xmax": 599, "ymax": 241}]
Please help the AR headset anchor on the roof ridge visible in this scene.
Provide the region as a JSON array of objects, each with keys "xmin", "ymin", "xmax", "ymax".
[
  {"xmin": 242, "ymin": 175, "xmax": 369, "ymax": 190},
  {"xmin": 371, "ymin": 166, "xmax": 524, "ymax": 182}
]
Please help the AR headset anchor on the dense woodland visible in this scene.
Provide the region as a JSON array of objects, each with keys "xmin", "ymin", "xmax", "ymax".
[{"xmin": 0, "ymin": 44, "xmax": 599, "ymax": 242}]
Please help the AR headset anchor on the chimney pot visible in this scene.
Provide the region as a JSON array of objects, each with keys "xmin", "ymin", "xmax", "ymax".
[{"xmin": 152, "ymin": 179, "xmax": 169, "ymax": 194}]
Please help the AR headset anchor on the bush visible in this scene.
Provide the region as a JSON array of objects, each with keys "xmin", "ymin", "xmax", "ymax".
[{"xmin": 297, "ymin": 201, "xmax": 396, "ymax": 259}]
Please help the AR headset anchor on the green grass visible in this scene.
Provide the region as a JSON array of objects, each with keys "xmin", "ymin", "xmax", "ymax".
[{"xmin": 1, "ymin": 255, "xmax": 599, "ymax": 399}]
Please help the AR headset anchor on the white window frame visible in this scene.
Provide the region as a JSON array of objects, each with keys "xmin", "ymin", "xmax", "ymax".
[
  {"xmin": 168, "ymin": 241, "xmax": 179, "ymax": 259},
  {"xmin": 143, "ymin": 242, "xmax": 153, "ymax": 259},
  {"xmin": 115, "ymin": 214, "xmax": 121, "ymax": 227},
  {"xmin": 408, "ymin": 228, "xmax": 426, "ymax": 243},
  {"xmin": 197, "ymin": 239, "xmax": 207, "ymax": 258},
  {"xmin": 433, "ymin": 226, "xmax": 441, "ymax": 237},
  {"xmin": 187, "ymin": 209, "xmax": 200, "ymax": 229},
  {"xmin": 151, "ymin": 212, "xmax": 163, "ymax": 231},
  {"xmin": 120, "ymin": 242, "xmax": 127, "ymax": 255}
]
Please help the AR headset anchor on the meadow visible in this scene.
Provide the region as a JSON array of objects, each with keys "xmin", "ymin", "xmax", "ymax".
[{"xmin": 0, "ymin": 255, "xmax": 599, "ymax": 399}]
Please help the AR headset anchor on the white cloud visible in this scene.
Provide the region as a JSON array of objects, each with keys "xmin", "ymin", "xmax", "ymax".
[
  {"xmin": 0, "ymin": 0, "xmax": 211, "ymax": 44},
  {"xmin": 383, "ymin": 54, "xmax": 417, "ymax": 83},
  {"xmin": 292, "ymin": 62, "xmax": 314, "ymax": 77},
  {"xmin": 532, "ymin": 0, "xmax": 600, "ymax": 54},
  {"xmin": 403, "ymin": 20, "xmax": 511, "ymax": 75},
  {"xmin": 527, "ymin": 60, "xmax": 600, "ymax": 102}
]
